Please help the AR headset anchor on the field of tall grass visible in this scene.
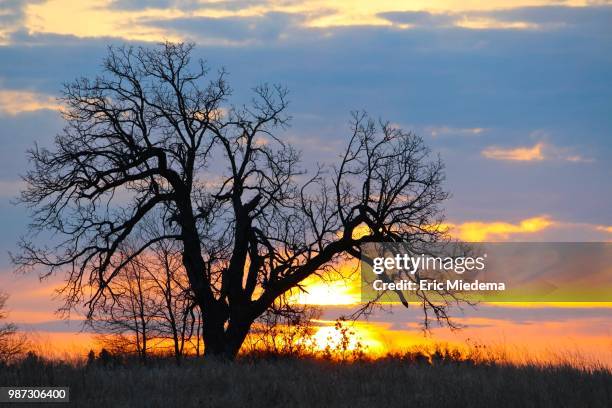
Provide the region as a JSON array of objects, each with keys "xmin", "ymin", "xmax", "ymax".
[{"xmin": 1, "ymin": 348, "xmax": 610, "ymax": 408}]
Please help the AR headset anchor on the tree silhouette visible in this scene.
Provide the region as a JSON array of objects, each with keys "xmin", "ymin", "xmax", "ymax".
[
  {"xmin": 0, "ymin": 292, "xmax": 27, "ymax": 363},
  {"xmin": 91, "ymin": 215, "xmax": 201, "ymax": 362},
  {"xmin": 140, "ymin": 220, "xmax": 201, "ymax": 362},
  {"xmin": 14, "ymin": 42, "xmax": 451, "ymax": 359},
  {"xmin": 89, "ymin": 242, "xmax": 160, "ymax": 361}
]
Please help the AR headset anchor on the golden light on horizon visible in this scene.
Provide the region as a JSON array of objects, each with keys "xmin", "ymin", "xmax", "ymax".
[
  {"xmin": 311, "ymin": 323, "xmax": 384, "ymax": 354},
  {"xmin": 21, "ymin": 315, "xmax": 612, "ymax": 369}
]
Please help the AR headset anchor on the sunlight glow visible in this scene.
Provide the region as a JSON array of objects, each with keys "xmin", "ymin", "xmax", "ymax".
[
  {"xmin": 311, "ymin": 322, "xmax": 384, "ymax": 354},
  {"xmin": 290, "ymin": 276, "xmax": 360, "ymax": 305}
]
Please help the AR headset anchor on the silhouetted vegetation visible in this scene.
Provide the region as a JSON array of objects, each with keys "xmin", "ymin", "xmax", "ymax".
[
  {"xmin": 89, "ymin": 221, "xmax": 203, "ymax": 363},
  {"xmin": 1, "ymin": 349, "xmax": 609, "ymax": 408},
  {"xmin": 0, "ymin": 292, "xmax": 27, "ymax": 363}
]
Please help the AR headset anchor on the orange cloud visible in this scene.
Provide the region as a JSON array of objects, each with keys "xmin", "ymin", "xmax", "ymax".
[
  {"xmin": 482, "ymin": 141, "xmax": 594, "ymax": 163},
  {"xmin": 596, "ymin": 225, "xmax": 612, "ymax": 234},
  {"xmin": 455, "ymin": 17, "xmax": 539, "ymax": 30},
  {"xmin": 445, "ymin": 215, "xmax": 554, "ymax": 241},
  {"xmin": 0, "ymin": 90, "xmax": 61, "ymax": 115},
  {"xmin": 482, "ymin": 142, "xmax": 545, "ymax": 161}
]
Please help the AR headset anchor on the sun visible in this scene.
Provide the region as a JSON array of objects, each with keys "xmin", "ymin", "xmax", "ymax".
[{"xmin": 311, "ymin": 323, "xmax": 384, "ymax": 354}]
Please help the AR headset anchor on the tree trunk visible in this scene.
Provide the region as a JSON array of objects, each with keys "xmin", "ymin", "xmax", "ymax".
[
  {"xmin": 201, "ymin": 309, "xmax": 253, "ymax": 360},
  {"xmin": 224, "ymin": 318, "xmax": 252, "ymax": 359}
]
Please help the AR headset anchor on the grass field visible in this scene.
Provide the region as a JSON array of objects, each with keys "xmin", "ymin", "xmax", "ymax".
[{"xmin": 1, "ymin": 352, "xmax": 610, "ymax": 408}]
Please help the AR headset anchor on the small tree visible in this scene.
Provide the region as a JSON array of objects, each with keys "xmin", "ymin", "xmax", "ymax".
[
  {"xmin": 90, "ymin": 217, "xmax": 201, "ymax": 361},
  {"xmin": 14, "ymin": 42, "xmax": 453, "ymax": 359},
  {"xmin": 137, "ymin": 216, "xmax": 200, "ymax": 361},
  {"xmin": 89, "ymin": 245, "xmax": 160, "ymax": 361},
  {"xmin": 0, "ymin": 292, "xmax": 27, "ymax": 363}
]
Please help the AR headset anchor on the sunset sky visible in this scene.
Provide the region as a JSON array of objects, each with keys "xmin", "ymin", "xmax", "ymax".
[{"xmin": 0, "ymin": 0, "xmax": 611, "ymax": 363}]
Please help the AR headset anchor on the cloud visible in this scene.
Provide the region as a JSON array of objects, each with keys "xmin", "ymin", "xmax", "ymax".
[
  {"xmin": 146, "ymin": 12, "xmax": 307, "ymax": 45},
  {"xmin": 445, "ymin": 215, "xmax": 555, "ymax": 241},
  {"xmin": 482, "ymin": 142, "xmax": 545, "ymax": 161},
  {"xmin": 23, "ymin": 0, "xmax": 185, "ymax": 43},
  {"xmin": 478, "ymin": 5, "xmax": 612, "ymax": 33},
  {"xmin": 445, "ymin": 216, "xmax": 612, "ymax": 242},
  {"xmin": 596, "ymin": 225, "xmax": 612, "ymax": 234},
  {"xmin": 0, "ymin": 179, "xmax": 25, "ymax": 197},
  {"xmin": 454, "ymin": 17, "xmax": 540, "ymax": 30},
  {"xmin": 377, "ymin": 11, "xmax": 455, "ymax": 28},
  {"xmin": 0, "ymin": 1, "xmax": 609, "ymax": 46},
  {"xmin": 379, "ymin": 4, "xmax": 612, "ymax": 32},
  {"xmin": 425, "ymin": 125, "xmax": 487, "ymax": 138},
  {"xmin": 0, "ymin": 89, "xmax": 61, "ymax": 115},
  {"xmin": 379, "ymin": 10, "xmax": 541, "ymax": 31},
  {"xmin": 481, "ymin": 142, "xmax": 594, "ymax": 163},
  {"xmin": 0, "ymin": 0, "xmax": 39, "ymax": 45}
]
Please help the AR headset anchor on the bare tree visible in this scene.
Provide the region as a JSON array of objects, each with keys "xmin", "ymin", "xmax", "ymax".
[
  {"xmin": 14, "ymin": 42, "xmax": 452, "ymax": 359},
  {"xmin": 89, "ymin": 246, "xmax": 161, "ymax": 361},
  {"xmin": 140, "ymin": 217, "xmax": 200, "ymax": 361},
  {"xmin": 0, "ymin": 292, "xmax": 27, "ymax": 363},
  {"xmin": 90, "ymin": 217, "xmax": 201, "ymax": 361}
]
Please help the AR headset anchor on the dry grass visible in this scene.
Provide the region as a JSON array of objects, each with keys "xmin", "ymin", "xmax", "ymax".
[{"xmin": 0, "ymin": 350, "xmax": 610, "ymax": 408}]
